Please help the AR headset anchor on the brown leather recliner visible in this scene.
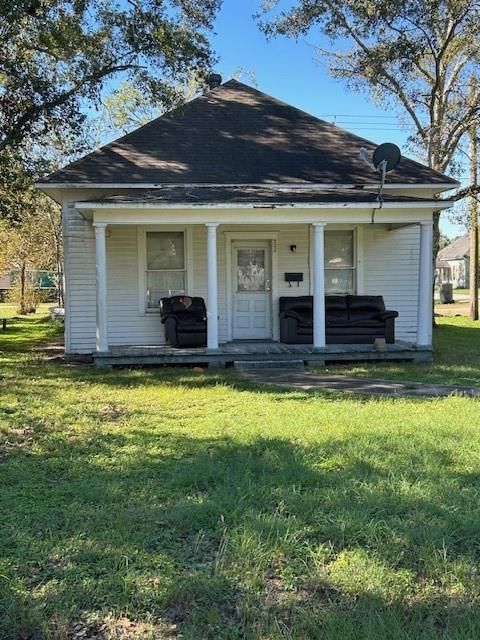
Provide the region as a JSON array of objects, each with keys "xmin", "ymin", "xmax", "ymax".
[
  {"xmin": 160, "ymin": 296, "xmax": 207, "ymax": 347},
  {"xmin": 279, "ymin": 295, "xmax": 398, "ymax": 344}
]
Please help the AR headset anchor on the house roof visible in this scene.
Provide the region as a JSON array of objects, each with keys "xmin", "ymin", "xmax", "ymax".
[
  {"xmin": 76, "ymin": 186, "xmax": 448, "ymax": 208},
  {"xmin": 41, "ymin": 80, "xmax": 457, "ymax": 188},
  {"xmin": 437, "ymin": 234, "xmax": 470, "ymax": 261}
]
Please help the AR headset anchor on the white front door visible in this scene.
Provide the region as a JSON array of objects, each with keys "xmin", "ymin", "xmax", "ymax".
[{"xmin": 232, "ymin": 241, "xmax": 272, "ymax": 340}]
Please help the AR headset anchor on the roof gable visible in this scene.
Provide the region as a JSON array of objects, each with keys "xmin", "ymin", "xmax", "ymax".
[
  {"xmin": 437, "ymin": 234, "xmax": 470, "ymax": 261},
  {"xmin": 41, "ymin": 79, "xmax": 457, "ymax": 187}
]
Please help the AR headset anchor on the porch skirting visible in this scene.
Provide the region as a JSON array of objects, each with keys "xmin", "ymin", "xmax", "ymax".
[{"xmin": 92, "ymin": 341, "xmax": 432, "ymax": 368}]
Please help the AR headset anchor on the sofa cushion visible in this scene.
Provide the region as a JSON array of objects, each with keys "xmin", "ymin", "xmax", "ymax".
[
  {"xmin": 347, "ymin": 295, "xmax": 385, "ymax": 322},
  {"xmin": 178, "ymin": 322, "xmax": 207, "ymax": 333},
  {"xmin": 279, "ymin": 296, "xmax": 312, "ymax": 315},
  {"xmin": 352, "ymin": 319, "xmax": 385, "ymax": 328},
  {"xmin": 325, "ymin": 295, "xmax": 349, "ymax": 322},
  {"xmin": 328, "ymin": 325, "xmax": 384, "ymax": 336}
]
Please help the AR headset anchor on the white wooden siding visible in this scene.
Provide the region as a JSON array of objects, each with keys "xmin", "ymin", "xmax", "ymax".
[
  {"xmin": 363, "ymin": 224, "xmax": 420, "ymax": 342},
  {"xmin": 63, "ymin": 215, "xmax": 421, "ymax": 353},
  {"xmin": 63, "ymin": 203, "xmax": 96, "ymax": 353}
]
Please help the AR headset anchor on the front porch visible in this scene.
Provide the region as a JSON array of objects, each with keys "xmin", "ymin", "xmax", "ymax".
[{"xmin": 93, "ymin": 340, "xmax": 431, "ymax": 368}]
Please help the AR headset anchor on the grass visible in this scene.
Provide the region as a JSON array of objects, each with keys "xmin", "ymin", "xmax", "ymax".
[
  {"xmin": 325, "ymin": 315, "xmax": 480, "ymax": 387},
  {"xmin": 0, "ymin": 302, "xmax": 53, "ymax": 319},
  {"xmin": 1, "ymin": 310, "xmax": 480, "ymax": 638}
]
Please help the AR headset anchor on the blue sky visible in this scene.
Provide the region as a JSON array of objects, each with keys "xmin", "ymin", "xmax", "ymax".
[{"xmin": 211, "ymin": 0, "xmax": 465, "ymax": 239}]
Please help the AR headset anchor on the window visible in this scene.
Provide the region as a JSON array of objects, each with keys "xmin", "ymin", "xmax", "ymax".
[
  {"xmin": 237, "ymin": 248, "xmax": 266, "ymax": 291},
  {"xmin": 325, "ymin": 230, "xmax": 356, "ymax": 294},
  {"xmin": 145, "ymin": 231, "xmax": 185, "ymax": 309}
]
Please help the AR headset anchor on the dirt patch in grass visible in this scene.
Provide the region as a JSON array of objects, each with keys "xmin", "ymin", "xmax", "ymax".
[
  {"xmin": 68, "ymin": 615, "xmax": 160, "ymax": 640},
  {"xmin": 0, "ymin": 425, "xmax": 34, "ymax": 461}
]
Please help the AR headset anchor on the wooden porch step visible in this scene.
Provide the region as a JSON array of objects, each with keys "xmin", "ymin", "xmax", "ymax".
[{"xmin": 233, "ymin": 359, "xmax": 305, "ymax": 370}]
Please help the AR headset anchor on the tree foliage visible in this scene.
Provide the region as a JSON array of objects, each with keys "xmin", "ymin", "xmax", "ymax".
[
  {"xmin": 0, "ymin": 193, "xmax": 61, "ymax": 312},
  {"xmin": 0, "ymin": 0, "xmax": 220, "ymax": 166},
  {"xmin": 259, "ymin": 0, "xmax": 480, "ymax": 181}
]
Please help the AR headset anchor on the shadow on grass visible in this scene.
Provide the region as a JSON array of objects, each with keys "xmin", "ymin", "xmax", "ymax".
[
  {"xmin": 0, "ymin": 315, "xmax": 62, "ymax": 354},
  {"xmin": 2, "ymin": 426, "xmax": 480, "ymax": 639}
]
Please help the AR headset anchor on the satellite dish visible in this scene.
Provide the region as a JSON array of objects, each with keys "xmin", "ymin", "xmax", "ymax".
[{"xmin": 372, "ymin": 143, "xmax": 401, "ymax": 172}]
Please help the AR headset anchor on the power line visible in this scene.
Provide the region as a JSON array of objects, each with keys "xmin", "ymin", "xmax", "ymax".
[
  {"xmin": 318, "ymin": 113, "xmax": 398, "ymax": 118},
  {"xmin": 331, "ymin": 121, "xmax": 416, "ymax": 127}
]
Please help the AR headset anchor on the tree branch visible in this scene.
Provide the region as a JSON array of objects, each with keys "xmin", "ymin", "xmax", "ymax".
[
  {"xmin": 450, "ymin": 183, "xmax": 480, "ymax": 203},
  {"xmin": 0, "ymin": 62, "xmax": 143, "ymax": 152},
  {"xmin": 323, "ymin": 0, "xmax": 425, "ymax": 138},
  {"xmin": 440, "ymin": 104, "xmax": 480, "ymax": 168}
]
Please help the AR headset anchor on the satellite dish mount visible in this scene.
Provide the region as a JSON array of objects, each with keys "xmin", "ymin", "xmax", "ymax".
[{"xmin": 359, "ymin": 142, "xmax": 401, "ymax": 211}]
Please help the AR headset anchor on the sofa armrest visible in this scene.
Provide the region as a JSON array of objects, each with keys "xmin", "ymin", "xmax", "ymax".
[
  {"xmin": 280, "ymin": 315, "xmax": 299, "ymax": 343},
  {"xmin": 163, "ymin": 316, "xmax": 178, "ymax": 345},
  {"xmin": 379, "ymin": 309, "xmax": 399, "ymax": 320},
  {"xmin": 160, "ymin": 312, "xmax": 177, "ymax": 324}
]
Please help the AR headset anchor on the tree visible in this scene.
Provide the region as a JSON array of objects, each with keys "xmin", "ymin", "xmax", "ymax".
[
  {"xmin": 438, "ymin": 232, "xmax": 451, "ymax": 251},
  {"xmin": 0, "ymin": 0, "xmax": 220, "ymax": 175},
  {"xmin": 0, "ymin": 194, "xmax": 62, "ymax": 313},
  {"xmin": 259, "ymin": 0, "xmax": 480, "ymax": 254},
  {"xmin": 468, "ymin": 78, "xmax": 478, "ymax": 319}
]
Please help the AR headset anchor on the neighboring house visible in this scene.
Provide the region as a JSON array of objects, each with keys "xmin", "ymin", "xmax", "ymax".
[
  {"xmin": 436, "ymin": 234, "xmax": 471, "ymax": 288},
  {"xmin": 0, "ymin": 273, "xmax": 11, "ymax": 302},
  {"xmin": 37, "ymin": 79, "xmax": 457, "ymax": 366},
  {"xmin": 0, "ymin": 270, "xmax": 58, "ymax": 302}
]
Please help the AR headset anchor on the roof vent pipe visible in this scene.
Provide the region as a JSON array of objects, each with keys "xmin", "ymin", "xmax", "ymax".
[{"xmin": 205, "ymin": 73, "xmax": 222, "ymax": 91}]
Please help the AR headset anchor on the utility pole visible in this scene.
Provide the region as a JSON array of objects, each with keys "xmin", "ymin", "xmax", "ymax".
[{"xmin": 469, "ymin": 77, "xmax": 479, "ymax": 321}]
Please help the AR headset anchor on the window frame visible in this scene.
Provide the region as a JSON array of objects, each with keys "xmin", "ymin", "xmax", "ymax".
[
  {"xmin": 137, "ymin": 226, "xmax": 193, "ymax": 314},
  {"xmin": 309, "ymin": 226, "xmax": 359, "ymax": 296},
  {"xmin": 324, "ymin": 228, "xmax": 357, "ymax": 295}
]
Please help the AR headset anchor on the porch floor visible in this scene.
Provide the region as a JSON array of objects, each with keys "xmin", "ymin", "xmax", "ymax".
[{"xmin": 94, "ymin": 341, "xmax": 431, "ymax": 368}]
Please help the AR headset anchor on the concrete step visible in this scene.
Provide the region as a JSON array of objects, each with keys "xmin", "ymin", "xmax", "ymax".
[{"xmin": 233, "ymin": 359, "xmax": 305, "ymax": 370}]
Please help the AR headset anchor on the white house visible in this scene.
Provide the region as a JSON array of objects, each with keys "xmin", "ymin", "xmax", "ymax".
[
  {"xmin": 38, "ymin": 79, "xmax": 457, "ymax": 367},
  {"xmin": 436, "ymin": 234, "xmax": 471, "ymax": 289}
]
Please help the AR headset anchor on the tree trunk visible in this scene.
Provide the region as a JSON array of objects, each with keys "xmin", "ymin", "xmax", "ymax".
[
  {"xmin": 19, "ymin": 261, "xmax": 26, "ymax": 315},
  {"xmin": 57, "ymin": 261, "xmax": 64, "ymax": 307},
  {"xmin": 469, "ymin": 118, "xmax": 479, "ymax": 320},
  {"xmin": 432, "ymin": 210, "xmax": 441, "ymax": 325},
  {"xmin": 431, "ymin": 138, "xmax": 443, "ymax": 328}
]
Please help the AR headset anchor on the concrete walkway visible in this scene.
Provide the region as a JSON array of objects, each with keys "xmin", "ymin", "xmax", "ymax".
[{"xmin": 241, "ymin": 368, "xmax": 480, "ymax": 398}]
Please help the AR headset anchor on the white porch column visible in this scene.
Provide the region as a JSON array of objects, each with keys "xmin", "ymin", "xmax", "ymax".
[
  {"xmin": 93, "ymin": 222, "xmax": 109, "ymax": 352},
  {"xmin": 312, "ymin": 223, "xmax": 327, "ymax": 349},
  {"xmin": 417, "ymin": 221, "xmax": 434, "ymax": 347},
  {"xmin": 206, "ymin": 223, "xmax": 219, "ymax": 350}
]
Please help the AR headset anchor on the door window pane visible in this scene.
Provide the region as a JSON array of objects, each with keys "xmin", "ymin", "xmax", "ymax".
[
  {"xmin": 237, "ymin": 249, "xmax": 265, "ymax": 291},
  {"xmin": 147, "ymin": 271, "xmax": 185, "ymax": 308},
  {"xmin": 147, "ymin": 232, "xmax": 184, "ymax": 270},
  {"xmin": 325, "ymin": 230, "xmax": 354, "ymax": 267}
]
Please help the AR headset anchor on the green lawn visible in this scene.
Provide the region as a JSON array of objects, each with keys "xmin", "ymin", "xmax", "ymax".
[
  {"xmin": 325, "ymin": 316, "xmax": 480, "ymax": 387},
  {"xmin": 0, "ymin": 302, "xmax": 53, "ymax": 319},
  {"xmin": 1, "ymin": 312, "xmax": 480, "ymax": 639}
]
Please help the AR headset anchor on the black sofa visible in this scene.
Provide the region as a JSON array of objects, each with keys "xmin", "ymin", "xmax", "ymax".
[
  {"xmin": 160, "ymin": 296, "xmax": 207, "ymax": 347},
  {"xmin": 279, "ymin": 295, "xmax": 398, "ymax": 344}
]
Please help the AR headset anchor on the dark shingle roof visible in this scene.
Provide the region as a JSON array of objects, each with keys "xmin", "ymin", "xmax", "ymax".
[
  {"xmin": 437, "ymin": 234, "xmax": 470, "ymax": 261},
  {"xmin": 77, "ymin": 186, "xmax": 446, "ymax": 207},
  {"xmin": 42, "ymin": 80, "xmax": 457, "ymax": 187}
]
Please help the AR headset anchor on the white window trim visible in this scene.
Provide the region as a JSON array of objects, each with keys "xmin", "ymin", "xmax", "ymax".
[
  {"xmin": 137, "ymin": 226, "xmax": 194, "ymax": 315},
  {"xmin": 309, "ymin": 225, "xmax": 359, "ymax": 295}
]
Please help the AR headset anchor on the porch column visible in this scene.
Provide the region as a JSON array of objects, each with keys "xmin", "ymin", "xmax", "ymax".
[
  {"xmin": 93, "ymin": 222, "xmax": 108, "ymax": 352},
  {"xmin": 312, "ymin": 223, "xmax": 327, "ymax": 349},
  {"xmin": 206, "ymin": 223, "xmax": 219, "ymax": 350},
  {"xmin": 417, "ymin": 220, "xmax": 434, "ymax": 346}
]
